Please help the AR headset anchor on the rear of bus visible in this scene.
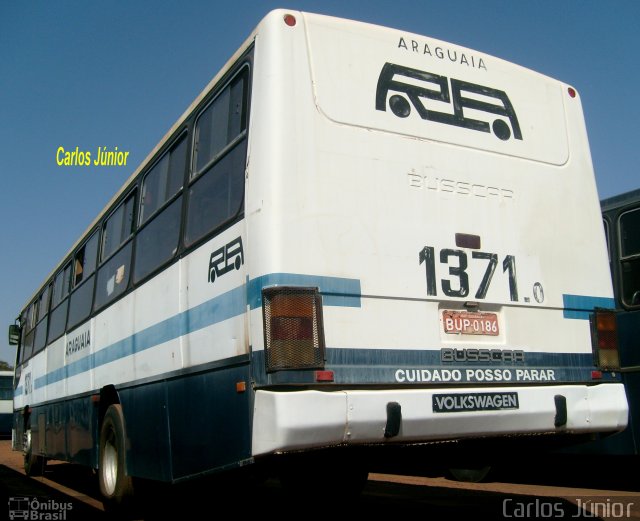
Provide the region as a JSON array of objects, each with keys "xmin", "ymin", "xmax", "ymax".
[{"xmin": 246, "ymin": 11, "xmax": 628, "ymax": 462}]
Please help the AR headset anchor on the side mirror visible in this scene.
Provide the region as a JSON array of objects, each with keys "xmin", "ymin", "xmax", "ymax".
[{"xmin": 8, "ymin": 324, "xmax": 20, "ymax": 346}]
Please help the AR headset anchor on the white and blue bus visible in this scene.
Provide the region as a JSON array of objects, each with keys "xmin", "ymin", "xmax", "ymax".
[{"xmin": 8, "ymin": 10, "xmax": 628, "ymax": 510}]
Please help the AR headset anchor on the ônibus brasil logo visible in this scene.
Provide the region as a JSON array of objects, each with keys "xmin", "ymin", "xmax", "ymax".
[{"xmin": 8, "ymin": 497, "xmax": 73, "ymax": 520}]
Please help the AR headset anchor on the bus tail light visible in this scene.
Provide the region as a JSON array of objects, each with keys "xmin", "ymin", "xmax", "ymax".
[
  {"xmin": 262, "ymin": 287, "xmax": 325, "ymax": 372},
  {"xmin": 591, "ymin": 309, "xmax": 620, "ymax": 370}
]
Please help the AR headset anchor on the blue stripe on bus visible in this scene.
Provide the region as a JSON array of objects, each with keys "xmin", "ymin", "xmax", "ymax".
[
  {"xmin": 247, "ymin": 273, "xmax": 361, "ymax": 309},
  {"xmin": 26, "ymin": 284, "xmax": 609, "ymax": 390},
  {"xmin": 562, "ymin": 294, "xmax": 615, "ymax": 320},
  {"xmin": 34, "ymin": 273, "xmax": 360, "ymax": 390}
]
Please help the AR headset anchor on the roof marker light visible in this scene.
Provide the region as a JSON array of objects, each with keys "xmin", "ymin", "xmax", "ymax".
[
  {"xmin": 568, "ymin": 87, "xmax": 577, "ymax": 98},
  {"xmin": 284, "ymin": 14, "xmax": 297, "ymax": 27}
]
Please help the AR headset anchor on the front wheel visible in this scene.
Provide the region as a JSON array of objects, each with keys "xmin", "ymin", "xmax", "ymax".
[
  {"xmin": 23, "ymin": 426, "xmax": 46, "ymax": 476},
  {"xmin": 99, "ymin": 404, "xmax": 135, "ymax": 513}
]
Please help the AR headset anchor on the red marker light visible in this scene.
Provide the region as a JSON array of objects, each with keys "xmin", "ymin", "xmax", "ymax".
[
  {"xmin": 568, "ymin": 87, "xmax": 576, "ymax": 98},
  {"xmin": 284, "ymin": 14, "xmax": 297, "ymax": 27},
  {"xmin": 591, "ymin": 370, "xmax": 603, "ymax": 380},
  {"xmin": 315, "ymin": 370, "xmax": 334, "ymax": 382}
]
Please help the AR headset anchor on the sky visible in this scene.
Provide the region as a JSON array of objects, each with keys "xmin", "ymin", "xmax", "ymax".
[{"xmin": 1, "ymin": 0, "xmax": 638, "ymax": 366}]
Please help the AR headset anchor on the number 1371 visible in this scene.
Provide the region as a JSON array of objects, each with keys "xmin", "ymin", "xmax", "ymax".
[{"xmin": 419, "ymin": 246, "xmax": 518, "ymax": 301}]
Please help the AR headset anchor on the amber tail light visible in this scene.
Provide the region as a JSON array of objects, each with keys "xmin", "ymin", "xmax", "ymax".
[{"xmin": 590, "ymin": 309, "xmax": 621, "ymax": 371}]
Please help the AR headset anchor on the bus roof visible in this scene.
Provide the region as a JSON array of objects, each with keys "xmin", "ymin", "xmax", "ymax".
[{"xmin": 601, "ymin": 188, "xmax": 640, "ymax": 213}]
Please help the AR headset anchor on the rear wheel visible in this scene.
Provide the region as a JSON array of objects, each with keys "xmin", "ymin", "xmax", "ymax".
[
  {"xmin": 99, "ymin": 404, "xmax": 135, "ymax": 513},
  {"xmin": 448, "ymin": 465, "xmax": 491, "ymax": 483}
]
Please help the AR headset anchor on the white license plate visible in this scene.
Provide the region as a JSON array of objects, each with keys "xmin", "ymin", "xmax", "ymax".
[{"xmin": 442, "ymin": 310, "xmax": 499, "ymax": 336}]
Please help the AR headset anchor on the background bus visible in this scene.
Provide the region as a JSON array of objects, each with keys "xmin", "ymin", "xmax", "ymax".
[
  {"xmin": 8, "ymin": 9, "xmax": 628, "ymax": 511},
  {"xmin": 594, "ymin": 188, "xmax": 640, "ymax": 455},
  {"xmin": 0, "ymin": 370, "xmax": 13, "ymax": 437}
]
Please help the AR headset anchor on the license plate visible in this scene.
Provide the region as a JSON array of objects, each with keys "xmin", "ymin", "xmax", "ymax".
[{"xmin": 442, "ymin": 310, "xmax": 499, "ymax": 336}]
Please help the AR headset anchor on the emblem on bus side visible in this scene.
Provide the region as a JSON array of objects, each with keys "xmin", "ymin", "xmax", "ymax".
[
  {"xmin": 208, "ymin": 237, "xmax": 244, "ymax": 283},
  {"xmin": 375, "ymin": 62, "xmax": 522, "ymax": 141}
]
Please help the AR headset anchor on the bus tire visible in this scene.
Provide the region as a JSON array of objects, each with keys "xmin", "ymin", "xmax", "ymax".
[
  {"xmin": 99, "ymin": 404, "xmax": 135, "ymax": 512},
  {"xmin": 447, "ymin": 465, "xmax": 491, "ymax": 483},
  {"xmin": 23, "ymin": 427, "xmax": 45, "ymax": 477}
]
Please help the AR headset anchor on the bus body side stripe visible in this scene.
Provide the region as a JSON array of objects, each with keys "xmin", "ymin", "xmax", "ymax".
[
  {"xmin": 28, "ymin": 284, "xmax": 608, "ymax": 391},
  {"xmin": 563, "ymin": 294, "xmax": 616, "ymax": 320},
  {"xmin": 247, "ymin": 273, "xmax": 361, "ymax": 309}
]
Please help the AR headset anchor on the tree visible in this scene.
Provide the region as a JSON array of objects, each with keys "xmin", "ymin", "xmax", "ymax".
[{"xmin": 0, "ymin": 360, "xmax": 13, "ymax": 371}]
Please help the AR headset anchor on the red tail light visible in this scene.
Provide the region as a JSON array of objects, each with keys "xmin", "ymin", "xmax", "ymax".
[{"xmin": 262, "ymin": 287, "xmax": 325, "ymax": 372}]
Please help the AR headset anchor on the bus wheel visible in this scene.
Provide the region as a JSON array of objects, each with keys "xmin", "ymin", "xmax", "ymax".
[
  {"xmin": 23, "ymin": 427, "xmax": 46, "ymax": 476},
  {"xmin": 99, "ymin": 404, "xmax": 135, "ymax": 512},
  {"xmin": 447, "ymin": 465, "xmax": 491, "ymax": 483}
]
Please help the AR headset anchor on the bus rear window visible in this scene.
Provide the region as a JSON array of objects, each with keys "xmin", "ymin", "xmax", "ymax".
[{"xmin": 620, "ymin": 208, "xmax": 640, "ymax": 258}]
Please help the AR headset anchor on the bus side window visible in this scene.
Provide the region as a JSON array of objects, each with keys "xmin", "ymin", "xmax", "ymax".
[
  {"xmin": 139, "ymin": 135, "xmax": 185, "ymax": 226},
  {"xmin": 134, "ymin": 135, "xmax": 186, "ymax": 283},
  {"xmin": 48, "ymin": 262, "xmax": 72, "ymax": 343},
  {"xmin": 94, "ymin": 192, "xmax": 136, "ymax": 311},
  {"xmin": 619, "ymin": 207, "xmax": 640, "ymax": 308},
  {"xmin": 185, "ymin": 68, "xmax": 248, "ymax": 246},
  {"xmin": 17, "ymin": 311, "xmax": 26, "ymax": 365},
  {"xmin": 102, "ymin": 192, "xmax": 136, "ymax": 263},
  {"xmin": 134, "ymin": 199, "xmax": 182, "ymax": 284},
  {"xmin": 192, "ymin": 70, "xmax": 247, "ymax": 177},
  {"xmin": 21, "ymin": 304, "xmax": 36, "ymax": 362},
  {"xmin": 68, "ymin": 231, "xmax": 100, "ymax": 330},
  {"xmin": 33, "ymin": 284, "xmax": 51, "ymax": 354}
]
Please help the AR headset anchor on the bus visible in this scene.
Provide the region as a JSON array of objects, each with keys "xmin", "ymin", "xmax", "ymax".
[
  {"xmin": 8, "ymin": 9, "xmax": 628, "ymax": 510},
  {"xmin": 591, "ymin": 188, "xmax": 640, "ymax": 455},
  {"xmin": 0, "ymin": 371, "xmax": 13, "ymax": 437}
]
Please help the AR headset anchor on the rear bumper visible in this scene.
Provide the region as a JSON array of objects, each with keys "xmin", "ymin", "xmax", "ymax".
[{"xmin": 251, "ymin": 384, "xmax": 629, "ymax": 456}]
